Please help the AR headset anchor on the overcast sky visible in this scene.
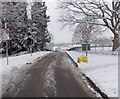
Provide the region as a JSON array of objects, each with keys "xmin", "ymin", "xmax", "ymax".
[
  {"xmin": 43, "ymin": 0, "xmax": 74, "ymax": 44},
  {"xmin": 27, "ymin": 0, "xmax": 73, "ymax": 44},
  {"xmin": 30, "ymin": 0, "xmax": 114, "ymax": 44},
  {"xmin": 43, "ymin": 0, "xmax": 114, "ymax": 44}
]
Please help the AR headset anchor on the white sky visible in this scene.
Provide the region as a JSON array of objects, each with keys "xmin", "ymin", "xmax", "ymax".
[
  {"xmin": 43, "ymin": 0, "xmax": 114, "ymax": 43},
  {"xmin": 43, "ymin": 0, "xmax": 73, "ymax": 43},
  {"xmin": 29, "ymin": 0, "xmax": 114, "ymax": 43}
]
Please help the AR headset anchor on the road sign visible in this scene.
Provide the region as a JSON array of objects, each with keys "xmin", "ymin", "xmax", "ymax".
[
  {"xmin": 0, "ymin": 28, "xmax": 10, "ymax": 65},
  {"xmin": 0, "ymin": 31, "xmax": 9, "ymax": 41},
  {"xmin": 3, "ymin": 28, "xmax": 11, "ymax": 32},
  {"xmin": 0, "ymin": 28, "xmax": 10, "ymax": 41},
  {"xmin": 83, "ymin": 28, "xmax": 90, "ymax": 35},
  {"xmin": 83, "ymin": 28, "xmax": 91, "ymax": 63}
]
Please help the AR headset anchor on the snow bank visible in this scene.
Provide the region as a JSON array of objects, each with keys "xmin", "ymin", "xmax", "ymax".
[
  {"xmin": 2, "ymin": 51, "xmax": 50, "ymax": 74},
  {"xmin": 67, "ymin": 51, "xmax": 118, "ymax": 97},
  {"xmin": 0, "ymin": 51, "xmax": 51, "ymax": 97}
]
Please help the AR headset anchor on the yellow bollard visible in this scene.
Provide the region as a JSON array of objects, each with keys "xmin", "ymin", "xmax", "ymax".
[
  {"xmin": 77, "ymin": 57, "xmax": 81, "ymax": 62},
  {"xmin": 81, "ymin": 56, "xmax": 87, "ymax": 62},
  {"xmin": 77, "ymin": 54, "xmax": 87, "ymax": 63}
]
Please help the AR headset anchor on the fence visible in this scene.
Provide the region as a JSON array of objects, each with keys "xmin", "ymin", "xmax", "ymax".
[
  {"xmin": 68, "ymin": 46, "xmax": 118, "ymax": 55},
  {"xmin": 89, "ymin": 46, "xmax": 118, "ymax": 55}
]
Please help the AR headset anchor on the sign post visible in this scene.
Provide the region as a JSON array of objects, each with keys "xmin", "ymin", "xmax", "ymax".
[
  {"xmin": 30, "ymin": 22, "xmax": 32, "ymax": 56},
  {"xmin": 83, "ymin": 28, "xmax": 90, "ymax": 63},
  {"xmin": 6, "ymin": 40, "xmax": 9, "ymax": 65},
  {"xmin": 2, "ymin": 28, "xmax": 10, "ymax": 65}
]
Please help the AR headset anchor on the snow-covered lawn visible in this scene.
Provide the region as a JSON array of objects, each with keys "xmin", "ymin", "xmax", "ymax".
[
  {"xmin": 0, "ymin": 51, "xmax": 51, "ymax": 97},
  {"xmin": 2, "ymin": 51, "xmax": 50, "ymax": 74},
  {"xmin": 67, "ymin": 51, "xmax": 118, "ymax": 97}
]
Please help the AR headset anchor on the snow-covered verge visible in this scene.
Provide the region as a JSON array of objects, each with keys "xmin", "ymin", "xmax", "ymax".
[
  {"xmin": 0, "ymin": 51, "xmax": 51, "ymax": 97},
  {"xmin": 66, "ymin": 51, "xmax": 118, "ymax": 97}
]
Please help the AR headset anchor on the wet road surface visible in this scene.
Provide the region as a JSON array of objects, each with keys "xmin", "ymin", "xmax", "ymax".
[{"xmin": 3, "ymin": 52, "xmax": 96, "ymax": 97}]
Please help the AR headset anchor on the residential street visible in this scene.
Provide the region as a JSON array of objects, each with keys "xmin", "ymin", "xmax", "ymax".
[{"xmin": 3, "ymin": 52, "xmax": 96, "ymax": 97}]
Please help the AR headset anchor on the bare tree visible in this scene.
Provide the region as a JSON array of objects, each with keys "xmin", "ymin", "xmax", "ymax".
[
  {"xmin": 92, "ymin": 36, "xmax": 113, "ymax": 47},
  {"xmin": 58, "ymin": 0, "xmax": 120, "ymax": 51},
  {"xmin": 72, "ymin": 16, "xmax": 102, "ymax": 44}
]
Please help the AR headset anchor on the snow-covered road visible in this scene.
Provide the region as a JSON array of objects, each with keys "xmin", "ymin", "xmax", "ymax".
[{"xmin": 67, "ymin": 51, "xmax": 118, "ymax": 97}]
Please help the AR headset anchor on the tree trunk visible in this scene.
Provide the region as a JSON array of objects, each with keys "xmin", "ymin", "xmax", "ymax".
[{"xmin": 112, "ymin": 33, "xmax": 119, "ymax": 51}]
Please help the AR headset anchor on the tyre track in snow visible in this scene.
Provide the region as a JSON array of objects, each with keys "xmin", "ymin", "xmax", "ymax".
[
  {"xmin": 3, "ymin": 52, "xmax": 97, "ymax": 97},
  {"xmin": 3, "ymin": 53, "xmax": 57, "ymax": 97}
]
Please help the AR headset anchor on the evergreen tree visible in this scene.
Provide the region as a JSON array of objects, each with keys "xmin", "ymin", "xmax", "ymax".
[
  {"xmin": 1, "ymin": 2, "xmax": 29, "ymax": 55},
  {"xmin": 1, "ymin": 1, "xmax": 51, "ymax": 55},
  {"xmin": 31, "ymin": 2, "xmax": 50, "ymax": 51}
]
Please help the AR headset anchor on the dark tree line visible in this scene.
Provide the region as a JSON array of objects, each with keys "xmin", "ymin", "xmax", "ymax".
[
  {"xmin": 0, "ymin": 1, "xmax": 51, "ymax": 55},
  {"xmin": 31, "ymin": 2, "xmax": 51, "ymax": 51}
]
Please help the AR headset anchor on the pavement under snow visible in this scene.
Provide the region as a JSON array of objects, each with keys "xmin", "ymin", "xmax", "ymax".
[{"xmin": 67, "ymin": 51, "xmax": 118, "ymax": 97}]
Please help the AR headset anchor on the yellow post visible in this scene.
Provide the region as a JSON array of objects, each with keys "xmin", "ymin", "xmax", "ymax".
[{"xmin": 77, "ymin": 54, "xmax": 87, "ymax": 63}]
